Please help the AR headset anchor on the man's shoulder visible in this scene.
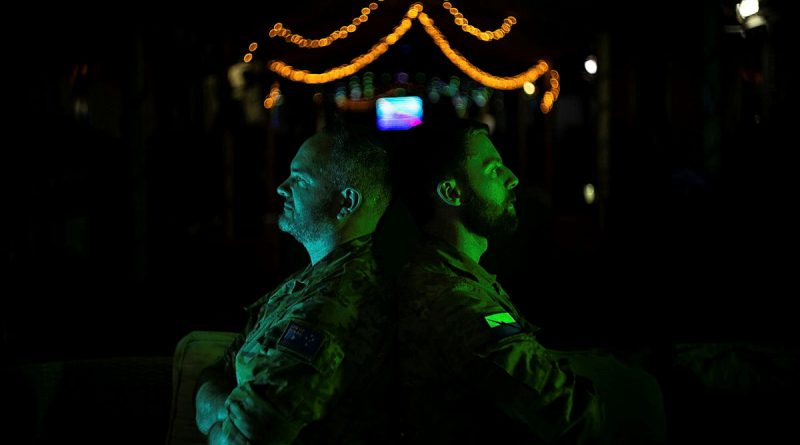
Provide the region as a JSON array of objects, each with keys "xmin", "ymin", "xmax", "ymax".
[
  {"xmin": 287, "ymin": 255, "xmax": 385, "ymax": 323},
  {"xmin": 399, "ymin": 272, "xmax": 524, "ymax": 363},
  {"xmin": 398, "ymin": 247, "xmax": 456, "ymax": 288},
  {"xmin": 270, "ymin": 282, "xmax": 385, "ymax": 344},
  {"xmin": 311, "ymin": 254, "xmax": 384, "ymax": 300},
  {"xmin": 400, "ymin": 270, "xmax": 498, "ymax": 325},
  {"xmin": 400, "ymin": 257, "xmax": 486, "ymax": 297},
  {"xmin": 316, "ymin": 240, "xmax": 379, "ymax": 279}
]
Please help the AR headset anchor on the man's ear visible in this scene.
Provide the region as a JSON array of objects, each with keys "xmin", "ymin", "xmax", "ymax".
[
  {"xmin": 435, "ymin": 179, "xmax": 461, "ymax": 206},
  {"xmin": 337, "ymin": 187, "xmax": 362, "ymax": 220}
]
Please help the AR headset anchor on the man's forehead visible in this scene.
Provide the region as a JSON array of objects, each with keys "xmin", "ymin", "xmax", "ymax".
[
  {"xmin": 289, "ymin": 155, "xmax": 315, "ymax": 173},
  {"xmin": 465, "ymin": 132, "xmax": 501, "ymax": 163},
  {"xmin": 292, "ymin": 134, "xmax": 333, "ymax": 170}
]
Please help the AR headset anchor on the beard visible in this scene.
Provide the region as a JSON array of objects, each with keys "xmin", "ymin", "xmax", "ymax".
[
  {"xmin": 461, "ymin": 183, "xmax": 518, "ymax": 240},
  {"xmin": 278, "ymin": 202, "xmax": 336, "ymax": 245}
]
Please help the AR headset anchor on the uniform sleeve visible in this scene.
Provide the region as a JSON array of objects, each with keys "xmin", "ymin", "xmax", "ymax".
[
  {"xmin": 224, "ymin": 283, "xmax": 361, "ymax": 445},
  {"xmin": 433, "ymin": 287, "xmax": 604, "ymax": 443}
]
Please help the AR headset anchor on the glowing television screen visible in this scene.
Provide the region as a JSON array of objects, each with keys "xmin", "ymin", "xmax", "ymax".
[{"xmin": 376, "ymin": 96, "xmax": 423, "ymax": 131}]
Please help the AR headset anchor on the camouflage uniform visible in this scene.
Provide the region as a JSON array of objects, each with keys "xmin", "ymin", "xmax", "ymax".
[
  {"xmin": 398, "ymin": 235, "xmax": 604, "ymax": 444},
  {"xmin": 203, "ymin": 235, "xmax": 394, "ymax": 444}
]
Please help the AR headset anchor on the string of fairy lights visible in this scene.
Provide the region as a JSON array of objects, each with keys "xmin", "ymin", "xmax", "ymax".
[
  {"xmin": 440, "ymin": 1, "xmax": 517, "ymax": 41},
  {"xmin": 267, "ymin": 2, "xmax": 382, "ymax": 49},
  {"xmin": 245, "ymin": 1, "xmax": 559, "ymax": 113},
  {"xmin": 418, "ymin": 11, "xmax": 559, "ymax": 111}
]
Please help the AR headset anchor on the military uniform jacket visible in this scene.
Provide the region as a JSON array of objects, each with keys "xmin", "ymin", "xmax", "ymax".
[
  {"xmin": 398, "ymin": 235, "xmax": 602, "ymax": 444},
  {"xmin": 216, "ymin": 235, "xmax": 393, "ymax": 444}
]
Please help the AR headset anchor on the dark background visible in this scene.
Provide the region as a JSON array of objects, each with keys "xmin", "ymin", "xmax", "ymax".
[{"xmin": 3, "ymin": 0, "xmax": 796, "ymax": 364}]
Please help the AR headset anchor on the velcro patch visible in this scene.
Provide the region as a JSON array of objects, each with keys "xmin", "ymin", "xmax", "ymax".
[
  {"xmin": 278, "ymin": 321, "xmax": 324, "ymax": 362},
  {"xmin": 484, "ymin": 312, "xmax": 522, "ymax": 340}
]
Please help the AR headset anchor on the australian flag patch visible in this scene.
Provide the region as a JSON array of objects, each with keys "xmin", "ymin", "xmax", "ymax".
[
  {"xmin": 484, "ymin": 312, "xmax": 522, "ymax": 340},
  {"xmin": 278, "ymin": 321, "xmax": 324, "ymax": 362}
]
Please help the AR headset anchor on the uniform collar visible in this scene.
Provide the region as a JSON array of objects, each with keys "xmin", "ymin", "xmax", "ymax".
[
  {"xmin": 246, "ymin": 235, "xmax": 373, "ymax": 312},
  {"xmin": 302, "ymin": 234, "xmax": 373, "ymax": 278},
  {"xmin": 421, "ymin": 234, "xmax": 497, "ymax": 287}
]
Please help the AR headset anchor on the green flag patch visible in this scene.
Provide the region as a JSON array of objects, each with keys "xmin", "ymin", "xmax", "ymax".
[
  {"xmin": 483, "ymin": 312, "xmax": 522, "ymax": 340},
  {"xmin": 484, "ymin": 312, "xmax": 517, "ymax": 328}
]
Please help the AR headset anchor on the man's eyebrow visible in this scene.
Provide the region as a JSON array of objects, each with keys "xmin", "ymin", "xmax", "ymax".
[{"xmin": 482, "ymin": 156, "xmax": 503, "ymax": 168}]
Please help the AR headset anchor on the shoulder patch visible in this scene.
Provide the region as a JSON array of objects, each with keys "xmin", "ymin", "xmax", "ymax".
[
  {"xmin": 483, "ymin": 312, "xmax": 522, "ymax": 340},
  {"xmin": 278, "ymin": 321, "xmax": 324, "ymax": 362}
]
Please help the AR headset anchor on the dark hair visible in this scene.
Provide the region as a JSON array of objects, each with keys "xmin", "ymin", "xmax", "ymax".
[
  {"xmin": 398, "ymin": 119, "xmax": 489, "ymax": 225},
  {"xmin": 320, "ymin": 117, "xmax": 392, "ymax": 218}
]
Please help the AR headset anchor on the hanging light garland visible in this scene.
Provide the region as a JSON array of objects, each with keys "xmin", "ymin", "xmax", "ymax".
[
  {"xmin": 267, "ymin": 4, "xmax": 417, "ymax": 85},
  {"xmin": 251, "ymin": 2, "xmax": 559, "ymax": 113},
  {"xmin": 264, "ymin": 1, "xmax": 382, "ymax": 50},
  {"xmin": 417, "ymin": 13, "xmax": 555, "ymax": 90},
  {"xmin": 441, "ymin": 1, "xmax": 517, "ymax": 41}
]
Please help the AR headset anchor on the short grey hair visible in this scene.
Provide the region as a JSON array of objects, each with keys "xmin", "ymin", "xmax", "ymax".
[{"xmin": 319, "ymin": 118, "xmax": 392, "ymax": 218}]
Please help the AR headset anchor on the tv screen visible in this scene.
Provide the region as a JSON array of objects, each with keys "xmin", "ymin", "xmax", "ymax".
[{"xmin": 376, "ymin": 96, "xmax": 423, "ymax": 131}]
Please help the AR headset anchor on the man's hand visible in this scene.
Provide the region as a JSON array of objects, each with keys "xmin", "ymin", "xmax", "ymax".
[
  {"xmin": 196, "ymin": 380, "xmax": 233, "ymax": 435},
  {"xmin": 225, "ymin": 385, "xmax": 273, "ymax": 442},
  {"xmin": 208, "ymin": 419, "xmax": 252, "ymax": 445}
]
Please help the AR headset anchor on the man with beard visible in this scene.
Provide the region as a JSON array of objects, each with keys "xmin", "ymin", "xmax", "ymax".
[
  {"xmin": 397, "ymin": 119, "xmax": 665, "ymax": 444},
  {"xmin": 195, "ymin": 118, "xmax": 395, "ymax": 445}
]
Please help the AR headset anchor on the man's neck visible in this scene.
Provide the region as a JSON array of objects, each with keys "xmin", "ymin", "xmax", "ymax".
[
  {"xmin": 424, "ymin": 219, "xmax": 488, "ymax": 264},
  {"xmin": 304, "ymin": 225, "xmax": 374, "ymax": 266},
  {"xmin": 304, "ymin": 236, "xmax": 338, "ymax": 266}
]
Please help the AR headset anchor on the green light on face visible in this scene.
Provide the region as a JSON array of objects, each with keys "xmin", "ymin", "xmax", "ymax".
[{"xmin": 484, "ymin": 312, "xmax": 516, "ymax": 328}]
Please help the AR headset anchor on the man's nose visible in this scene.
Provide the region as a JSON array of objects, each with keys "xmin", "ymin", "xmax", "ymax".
[
  {"xmin": 277, "ymin": 179, "xmax": 290, "ymax": 197},
  {"xmin": 506, "ymin": 170, "xmax": 519, "ymax": 190}
]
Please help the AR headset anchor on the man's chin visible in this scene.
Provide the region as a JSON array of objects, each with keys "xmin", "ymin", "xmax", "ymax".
[
  {"xmin": 277, "ymin": 217, "xmax": 293, "ymax": 235},
  {"xmin": 489, "ymin": 215, "xmax": 519, "ymax": 240},
  {"xmin": 278, "ymin": 224, "xmax": 304, "ymax": 243}
]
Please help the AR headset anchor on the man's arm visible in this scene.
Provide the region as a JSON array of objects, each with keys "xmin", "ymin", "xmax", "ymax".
[
  {"xmin": 196, "ymin": 335, "xmax": 243, "ymax": 435},
  {"xmin": 196, "ymin": 375, "xmax": 233, "ymax": 435},
  {"xmin": 204, "ymin": 262, "xmax": 379, "ymax": 445},
  {"xmin": 219, "ymin": 285, "xmax": 363, "ymax": 445},
  {"xmin": 220, "ymin": 320, "xmax": 347, "ymax": 444},
  {"xmin": 205, "ymin": 418, "xmax": 253, "ymax": 445},
  {"xmin": 462, "ymin": 332, "xmax": 604, "ymax": 442},
  {"xmin": 434, "ymin": 291, "xmax": 605, "ymax": 443},
  {"xmin": 440, "ymin": 290, "xmax": 665, "ymax": 444}
]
